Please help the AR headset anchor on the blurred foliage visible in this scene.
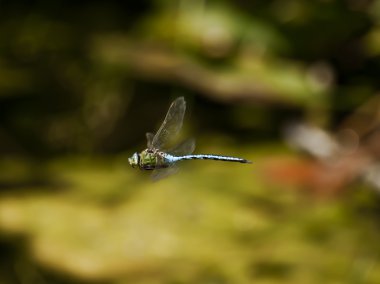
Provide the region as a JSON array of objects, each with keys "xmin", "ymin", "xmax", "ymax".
[
  {"xmin": 0, "ymin": 0, "xmax": 375, "ymax": 155},
  {"xmin": 1, "ymin": 150, "xmax": 380, "ymax": 284},
  {"xmin": 1, "ymin": 0, "xmax": 380, "ymax": 283}
]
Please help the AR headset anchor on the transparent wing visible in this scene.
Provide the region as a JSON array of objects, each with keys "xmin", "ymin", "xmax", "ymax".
[
  {"xmin": 151, "ymin": 165, "xmax": 179, "ymax": 182},
  {"xmin": 146, "ymin": 132, "xmax": 154, "ymax": 148},
  {"xmin": 168, "ymin": 138, "xmax": 196, "ymax": 156},
  {"xmin": 151, "ymin": 97, "xmax": 186, "ymax": 150}
]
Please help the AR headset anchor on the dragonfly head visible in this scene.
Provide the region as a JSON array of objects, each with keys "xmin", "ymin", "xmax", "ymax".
[{"xmin": 128, "ymin": 152, "xmax": 140, "ymax": 168}]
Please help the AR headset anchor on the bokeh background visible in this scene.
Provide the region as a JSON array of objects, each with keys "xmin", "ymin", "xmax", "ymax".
[{"xmin": 2, "ymin": 0, "xmax": 380, "ymax": 283}]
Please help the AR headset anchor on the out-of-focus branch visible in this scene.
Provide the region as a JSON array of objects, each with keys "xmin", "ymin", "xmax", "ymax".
[{"xmin": 91, "ymin": 36, "xmax": 328, "ymax": 106}]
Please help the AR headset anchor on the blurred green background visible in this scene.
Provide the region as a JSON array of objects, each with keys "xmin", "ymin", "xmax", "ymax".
[{"xmin": 2, "ymin": 0, "xmax": 380, "ymax": 283}]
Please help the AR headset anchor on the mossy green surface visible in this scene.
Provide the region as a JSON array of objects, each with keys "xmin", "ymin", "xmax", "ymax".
[{"xmin": 0, "ymin": 145, "xmax": 379, "ymax": 284}]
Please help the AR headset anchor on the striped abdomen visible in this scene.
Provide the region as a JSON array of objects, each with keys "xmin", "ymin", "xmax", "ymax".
[{"xmin": 171, "ymin": 154, "xmax": 251, "ymax": 164}]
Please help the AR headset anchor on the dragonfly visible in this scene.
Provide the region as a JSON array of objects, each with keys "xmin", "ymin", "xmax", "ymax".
[{"xmin": 128, "ymin": 97, "xmax": 251, "ymax": 180}]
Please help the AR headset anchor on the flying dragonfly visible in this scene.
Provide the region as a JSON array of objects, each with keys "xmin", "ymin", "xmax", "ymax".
[{"xmin": 128, "ymin": 97, "xmax": 251, "ymax": 180}]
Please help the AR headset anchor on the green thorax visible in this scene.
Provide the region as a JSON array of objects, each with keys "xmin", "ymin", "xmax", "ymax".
[{"xmin": 139, "ymin": 149, "xmax": 168, "ymax": 170}]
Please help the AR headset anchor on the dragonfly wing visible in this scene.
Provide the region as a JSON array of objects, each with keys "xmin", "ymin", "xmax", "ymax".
[
  {"xmin": 168, "ymin": 138, "xmax": 196, "ymax": 156},
  {"xmin": 151, "ymin": 97, "xmax": 186, "ymax": 150},
  {"xmin": 146, "ymin": 132, "xmax": 154, "ymax": 148},
  {"xmin": 151, "ymin": 165, "xmax": 179, "ymax": 181}
]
